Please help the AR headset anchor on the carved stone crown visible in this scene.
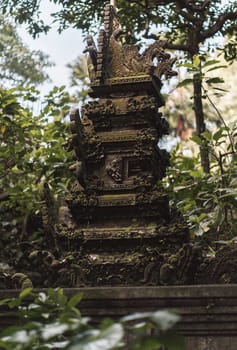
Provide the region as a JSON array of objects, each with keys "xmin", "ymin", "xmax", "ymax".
[{"xmin": 83, "ymin": 4, "xmax": 177, "ymax": 88}]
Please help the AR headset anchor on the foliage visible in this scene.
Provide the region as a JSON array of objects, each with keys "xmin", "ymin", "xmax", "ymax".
[
  {"xmin": 164, "ymin": 125, "xmax": 237, "ymax": 239},
  {"xmin": 67, "ymin": 55, "xmax": 90, "ymax": 102},
  {"xmin": 0, "ymin": 85, "xmax": 73, "ymax": 239},
  {"xmin": 164, "ymin": 53, "xmax": 233, "ymax": 129},
  {"xmin": 177, "ymin": 55, "xmax": 227, "ymax": 91},
  {"xmin": 0, "ymin": 16, "xmax": 53, "ymax": 86},
  {"xmin": 0, "ymin": 288, "xmax": 184, "ymax": 350},
  {"xmin": 174, "ymin": 52, "xmax": 236, "ymax": 171},
  {"xmin": 0, "ymin": 0, "xmax": 236, "ymax": 49}
]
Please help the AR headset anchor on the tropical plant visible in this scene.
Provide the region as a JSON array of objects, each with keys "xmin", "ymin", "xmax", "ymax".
[
  {"xmin": 0, "ymin": 85, "xmax": 73, "ymax": 241},
  {"xmin": 164, "ymin": 124, "xmax": 237, "ymax": 239}
]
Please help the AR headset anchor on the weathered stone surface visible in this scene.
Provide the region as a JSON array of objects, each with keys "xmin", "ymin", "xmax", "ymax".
[
  {"xmin": 1, "ymin": 285, "xmax": 237, "ymax": 349},
  {"xmin": 52, "ymin": 3, "xmax": 189, "ymax": 287}
]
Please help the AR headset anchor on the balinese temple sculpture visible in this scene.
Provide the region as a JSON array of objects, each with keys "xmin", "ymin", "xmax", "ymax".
[{"xmin": 54, "ymin": 3, "xmax": 201, "ymax": 287}]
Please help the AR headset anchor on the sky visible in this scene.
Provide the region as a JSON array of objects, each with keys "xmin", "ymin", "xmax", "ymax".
[{"xmin": 18, "ymin": 0, "xmax": 85, "ymax": 95}]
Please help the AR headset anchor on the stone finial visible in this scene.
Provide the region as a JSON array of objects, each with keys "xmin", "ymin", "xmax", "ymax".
[{"xmin": 84, "ymin": 1, "xmax": 177, "ymax": 85}]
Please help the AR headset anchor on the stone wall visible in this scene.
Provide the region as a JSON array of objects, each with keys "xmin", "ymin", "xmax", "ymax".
[{"xmin": 1, "ymin": 285, "xmax": 237, "ymax": 349}]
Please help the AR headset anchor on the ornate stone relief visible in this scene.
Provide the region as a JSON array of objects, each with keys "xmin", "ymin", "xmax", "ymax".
[
  {"xmin": 83, "ymin": 4, "xmax": 177, "ymax": 84},
  {"xmin": 106, "ymin": 156, "xmax": 123, "ymax": 183}
]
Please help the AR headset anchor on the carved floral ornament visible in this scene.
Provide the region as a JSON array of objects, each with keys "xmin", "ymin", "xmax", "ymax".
[{"xmin": 83, "ymin": 2, "xmax": 177, "ymax": 83}]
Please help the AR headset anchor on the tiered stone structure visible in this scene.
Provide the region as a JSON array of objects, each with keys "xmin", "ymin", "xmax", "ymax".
[{"xmin": 56, "ymin": 4, "xmax": 196, "ymax": 287}]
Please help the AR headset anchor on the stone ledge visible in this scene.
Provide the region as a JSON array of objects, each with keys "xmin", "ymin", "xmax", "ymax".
[{"xmin": 1, "ymin": 285, "xmax": 237, "ymax": 348}]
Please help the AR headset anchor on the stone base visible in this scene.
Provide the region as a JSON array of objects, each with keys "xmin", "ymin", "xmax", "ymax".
[{"xmin": 56, "ymin": 220, "xmax": 190, "ymax": 287}]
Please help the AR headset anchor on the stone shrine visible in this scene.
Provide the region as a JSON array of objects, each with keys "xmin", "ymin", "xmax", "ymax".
[
  {"xmin": 2, "ymin": 5, "xmax": 237, "ymax": 349},
  {"xmin": 52, "ymin": 3, "xmax": 200, "ymax": 287}
]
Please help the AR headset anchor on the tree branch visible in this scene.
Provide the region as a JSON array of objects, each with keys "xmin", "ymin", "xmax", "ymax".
[
  {"xmin": 143, "ymin": 32, "xmax": 190, "ymax": 51},
  {"xmin": 200, "ymin": 12, "xmax": 237, "ymax": 40},
  {"xmin": 164, "ymin": 41, "xmax": 190, "ymax": 52},
  {"xmin": 176, "ymin": 8, "xmax": 197, "ymax": 23}
]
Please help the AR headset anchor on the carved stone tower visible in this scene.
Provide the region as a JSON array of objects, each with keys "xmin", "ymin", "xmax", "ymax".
[{"xmin": 57, "ymin": 4, "xmax": 190, "ymax": 286}]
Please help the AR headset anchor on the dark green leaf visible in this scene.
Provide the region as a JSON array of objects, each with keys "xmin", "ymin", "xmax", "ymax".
[
  {"xmin": 205, "ymin": 77, "xmax": 224, "ymax": 84},
  {"xmin": 158, "ymin": 332, "xmax": 185, "ymax": 350},
  {"xmin": 67, "ymin": 293, "xmax": 83, "ymax": 308},
  {"xmin": 191, "ymin": 135, "xmax": 203, "ymax": 146},
  {"xmin": 177, "ymin": 78, "xmax": 193, "ymax": 87}
]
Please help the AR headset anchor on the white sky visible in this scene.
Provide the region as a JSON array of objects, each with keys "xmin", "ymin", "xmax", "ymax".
[{"xmin": 18, "ymin": 0, "xmax": 85, "ymax": 94}]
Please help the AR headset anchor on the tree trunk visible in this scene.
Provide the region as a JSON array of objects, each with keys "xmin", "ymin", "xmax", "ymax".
[{"xmin": 193, "ymin": 73, "xmax": 210, "ymax": 173}]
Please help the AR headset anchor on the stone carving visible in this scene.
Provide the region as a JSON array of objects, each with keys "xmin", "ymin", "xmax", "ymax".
[
  {"xmin": 197, "ymin": 243, "xmax": 237, "ymax": 284},
  {"xmin": 108, "ymin": 37, "xmax": 177, "ymax": 80},
  {"xmin": 67, "ymin": 190, "xmax": 98, "ymax": 208},
  {"xmin": 127, "ymin": 96, "xmax": 157, "ymax": 112},
  {"xmin": 135, "ymin": 188, "xmax": 166, "ymax": 204},
  {"xmin": 69, "ymin": 108, "xmax": 105, "ymax": 164},
  {"xmin": 106, "ymin": 156, "xmax": 123, "ymax": 183},
  {"xmin": 138, "ymin": 128, "xmax": 156, "ymax": 142},
  {"xmin": 95, "ymin": 29, "xmax": 107, "ymax": 83},
  {"xmin": 141, "ymin": 243, "xmax": 201, "ymax": 286},
  {"xmin": 69, "ymin": 160, "xmax": 86, "ymax": 189},
  {"xmin": 82, "ymin": 99, "xmax": 115, "ymax": 117},
  {"xmin": 83, "ymin": 35, "xmax": 97, "ymax": 81},
  {"xmin": 85, "ymin": 142, "xmax": 105, "ymax": 162},
  {"xmin": 159, "ymin": 243, "xmax": 201, "ymax": 285},
  {"xmin": 83, "ymin": 4, "xmax": 177, "ymax": 83},
  {"xmin": 70, "ymin": 108, "xmax": 86, "ymax": 160},
  {"xmin": 86, "ymin": 175, "xmax": 104, "ymax": 191}
]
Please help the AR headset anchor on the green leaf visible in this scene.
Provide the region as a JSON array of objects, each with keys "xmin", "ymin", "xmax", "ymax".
[
  {"xmin": 202, "ymin": 131, "xmax": 211, "ymax": 140},
  {"xmin": 19, "ymin": 287, "xmax": 33, "ymax": 299},
  {"xmin": 202, "ymin": 59, "xmax": 220, "ymax": 68},
  {"xmin": 158, "ymin": 332, "xmax": 185, "ymax": 350},
  {"xmin": 191, "ymin": 135, "xmax": 203, "ymax": 146},
  {"xmin": 205, "ymin": 77, "xmax": 224, "ymax": 84},
  {"xmin": 193, "ymin": 54, "xmax": 201, "ymax": 68},
  {"xmin": 134, "ymin": 335, "xmax": 163, "ymax": 350},
  {"xmin": 213, "ymin": 128, "xmax": 227, "ymax": 141},
  {"xmin": 177, "ymin": 78, "xmax": 193, "ymax": 88},
  {"xmin": 8, "ymin": 298, "xmax": 21, "ymax": 308},
  {"xmin": 0, "ymin": 298, "xmax": 13, "ymax": 306},
  {"xmin": 67, "ymin": 293, "xmax": 83, "ymax": 308},
  {"xmin": 0, "ymin": 339, "xmax": 10, "ymax": 350},
  {"xmin": 206, "ymin": 65, "xmax": 227, "ymax": 72},
  {"xmin": 213, "ymin": 87, "xmax": 229, "ymax": 93},
  {"xmin": 178, "ymin": 63, "xmax": 194, "ymax": 69}
]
